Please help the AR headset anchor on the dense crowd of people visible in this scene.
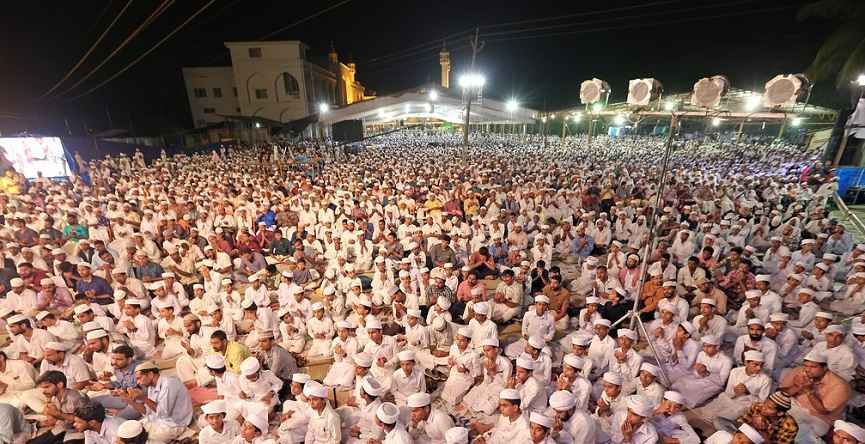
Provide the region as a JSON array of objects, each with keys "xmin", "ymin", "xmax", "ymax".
[{"xmin": 0, "ymin": 130, "xmax": 862, "ymax": 444}]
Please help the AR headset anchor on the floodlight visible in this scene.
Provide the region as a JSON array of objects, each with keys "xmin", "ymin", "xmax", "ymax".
[
  {"xmin": 691, "ymin": 75, "xmax": 730, "ymax": 108},
  {"xmin": 429, "ymin": 90, "xmax": 438, "ymax": 101},
  {"xmin": 580, "ymin": 78, "xmax": 611, "ymax": 104},
  {"xmin": 857, "ymin": 74, "xmax": 865, "ymax": 87},
  {"xmin": 572, "ymin": 113, "xmax": 582, "ymax": 122},
  {"xmin": 458, "ymin": 73, "xmax": 486, "ymax": 89},
  {"xmin": 613, "ymin": 115, "xmax": 626, "ymax": 126},
  {"xmin": 404, "ymin": 104, "xmax": 411, "ymax": 113},
  {"xmin": 745, "ymin": 94, "xmax": 762, "ymax": 112},
  {"xmin": 792, "ymin": 117, "xmax": 803, "ymax": 127},
  {"xmin": 506, "ymin": 99, "xmax": 519, "ymax": 112},
  {"xmin": 627, "ymin": 78, "xmax": 663, "ymax": 106},
  {"xmin": 424, "ymin": 103, "xmax": 432, "ymax": 113},
  {"xmin": 318, "ymin": 103, "xmax": 329, "ymax": 113},
  {"xmin": 663, "ymin": 100, "xmax": 678, "ymax": 111},
  {"xmin": 591, "ymin": 103, "xmax": 603, "ymax": 113},
  {"xmin": 711, "ymin": 117, "xmax": 722, "ymax": 127},
  {"xmin": 254, "ymin": 122, "xmax": 262, "ymax": 129},
  {"xmin": 378, "ymin": 109, "xmax": 387, "ymax": 118},
  {"xmin": 763, "ymin": 74, "xmax": 811, "ymax": 108}
]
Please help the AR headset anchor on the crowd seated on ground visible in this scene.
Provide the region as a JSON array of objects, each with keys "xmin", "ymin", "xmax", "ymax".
[{"xmin": 1, "ymin": 130, "xmax": 864, "ymax": 444}]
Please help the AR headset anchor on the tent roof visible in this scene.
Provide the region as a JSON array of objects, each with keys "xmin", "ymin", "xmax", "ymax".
[{"xmin": 318, "ymin": 83, "xmax": 538, "ymax": 125}]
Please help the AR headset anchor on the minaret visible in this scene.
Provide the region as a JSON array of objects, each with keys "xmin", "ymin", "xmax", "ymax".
[
  {"xmin": 329, "ymin": 42, "xmax": 346, "ymax": 106},
  {"xmin": 439, "ymin": 41, "xmax": 450, "ymax": 89}
]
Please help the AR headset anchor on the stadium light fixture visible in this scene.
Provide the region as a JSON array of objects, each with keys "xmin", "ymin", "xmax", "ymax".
[
  {"xmin": 254, "ymin": 122, "xmax": 262, "ymax": 129},
  {"xmin": 745, "ymin": 94, "xmax": 761, "ymax": 111},
  {"xmin": 613, "ymin": 115, "xmax": 626, "ymax": 126},
  {"xmin": 458, "ymin": 73, "xmax": 486, "ymax": 89},
  {"xmin": 591, "ymin": 103, "xmax": 603, "ymax": 113},
  {"xmin": 429, "ymin": 90, "xmax": 439, "ymax": 101},
  {"xmin": 506, "ymin": 99, "xmax": 519, "ymax": 112},
  {"xmin": 857, "ymin": 74, "xmax": 865, "ymax": 87},
  {"xmin": 663, "ymin": 100, "xmax": 678, "ymax": 111},
  {"xmin": 792, "ymin": 116, "xmax": 803, "ymax": 127},
  {"xmin": 318, "ymin": 103, "xmax": 329, "ymax": 113},
  {"xmin": 572, "ymin": 113, "xmax": 582, "ymax": 122},
  {"xmin": 712, "ymin": 117, "xmax": 722, "ymax": 127}
]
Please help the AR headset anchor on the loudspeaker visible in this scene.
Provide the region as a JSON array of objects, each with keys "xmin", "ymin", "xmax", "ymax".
[{"xmin": 332, "ymin": 120, "xmax": 363, "ymax": 142}]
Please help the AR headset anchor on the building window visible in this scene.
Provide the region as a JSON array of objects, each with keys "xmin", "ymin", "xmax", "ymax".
[
  {"xmin": 248, "ymin": 47, "xmax": 262, "ymax": 58},
  {"xmin": 213, "ymin": 88, "xmax": 222, "ymax": 98},
  {"xmin": 193, "ymin": 88, "xmax": 207, "ymax": 98},
  {"xmin": 233, "ymin": 87, "xmax": 238, "ymax": 97},
  {"xmin": 203, "ymin": 107, "xmax": 216, "ymax": 114},
  {"xmin": 255, "ymin": 88, "xmax": 269, "ymax": 99},
  {"xmin": 281, "ymin": 73, "xmax": 300, "ymax": 97}
]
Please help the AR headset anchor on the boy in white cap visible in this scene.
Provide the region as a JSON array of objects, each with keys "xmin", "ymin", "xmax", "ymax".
[
  {"xmin": 233, "ymin": 407, "xmax": 273, "ymax": 444},
  {"xmin": 323, "ymin": 320, "xmax": 359, "ymax": 387},
  {"xmin": 809, "ymin": 324, "xmax": 857, "ymax": 382},
  {"xmin": 35, "ymin": 311, "xmax": 80, "ymax": 350},
  {"xmin": 461, "ymin": 337, "xmax": 511, "ymax": 417},
  {"xmin": 491, "ymin": 269, "xmax": 523, "ymax": 324},
  {"xmin": 375, "ymin": 402, "xmax": 411, "ymax": 443},
  {"xmin": 444, "ymin": 427, "xmax": 468, "ymax": 444},
  {"xmin": 587, "ymin": 318, "xmax": 615, "ymax": 380},
  {"xmin": 415, "ymin": 316, "xmax": 452, "ymax": 371},
  {"xmin": 833, "ymin": 420, "xmax": 865, "ymax": 444},
  {"xmin": 506, "ymin": 295, "xmax": 554, "ymax": 359},
  {"xmin": 304, "ymin": 381, "xmax": 342, "ymax": 443},
  {"xmin": 527, "ymin": 412, "xmax": 556, "ymax": 444},
  {"xmin": 509, "ymin": 353, "xmax": 546, "ymax": 415},
  {"xmin": 634, "ymin": 363, "xmax": 664, "ymax": 406},
  {"xmin": 116, "ymin": 419, "xmax": 148, "ymax": 444},
  {"xmin": 594, "ymin": 371, "xmax": 627, "ymax": 431},
  {"xmin": 609, "ymin": 395, "xmax": 658, "ymax": 444},
  {"xmin": 440, "ymin": 327, "xmax": 480, "ymax": 409},
  {"xmin": 276, "ymin": 308, "xmax": 306, "ymax": 355},
  {"xmin": 546, "ymin": 390, "xmax": 598, "ymax": 444},
  {"xmin": 406, "ymin": 391, "xmax": 454, "ymax": 443},
  {"xmin": 339, "ymin": 376, "xmax": 384, "ymax": 444},
  {"xmin": 670, "ymin": 335, "xmax": 732, "ymax": 408},
  {"xmin": 467, "ymin": 302, "xmax": 497, "ymax": 352},
  {"xmin": 651, "ymin": 390, "xmax": 699, "ymax": 444},
  {"xmin": 238, "ymin": 356, "xmax": 283, "ymax": 412},
  {"xmin": 306, "ymin": 302, "xmax": 335, "ymax": 357},
  {"xmin": 470, "ymin": 389, "xmax": 531, "ymax": 444},
  {"xmin": 788, "ymin": 288, "xmax": 818, "ymax": 330},
  {"xmin": 276, "ymin": 374, "xmax": 312, "ymax": 444},
  {"xmin": 116, "ymin": 298, "xmax": 157, "ymax": 358},
  {"xmin": 691, "ymin": 298, "xmax": 726, "ymax": 342},
  {"xmin": 605, "ymin": 328, "xmax": 643, "ymax": 395},
  {"xmin": 704, "ymin": 422, "xmax": 764, "ymax": 444},
  {"xmin": 399, "ymin": 309, "xmax": 430, "ymax": 354},
  {"xmin": 694, "ymin": 350, "xmax": 771, "ymax": 424},
  {"xmin": 733, "ymin": 291, "xmax": 770, "ymax": 335},
  {"xmin": 199, "ymin": 400, "xmax": 241, "ymax": 444},
  {"xmin": 388, "ymin": 350, "xmax": 426, "ymax": 406}
]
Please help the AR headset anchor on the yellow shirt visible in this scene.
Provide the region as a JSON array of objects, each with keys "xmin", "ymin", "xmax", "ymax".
[{"xmin": 224, "ymin": 341, "xmax": 251, "ymax": 374}]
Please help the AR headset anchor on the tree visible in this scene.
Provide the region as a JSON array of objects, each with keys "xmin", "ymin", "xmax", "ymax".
[{"xmin": 798, "ymin": 0, "xmax": 865, "ymax": 89}]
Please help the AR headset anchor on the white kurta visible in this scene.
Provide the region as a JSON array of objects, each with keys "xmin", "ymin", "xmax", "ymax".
[
  {"xmin": 694, "ymin": 366, "xmax": 772, "ymax": 421},
  {"xmin": 670, "ymin": 351, "xmax": 733, "ymax": 408}
]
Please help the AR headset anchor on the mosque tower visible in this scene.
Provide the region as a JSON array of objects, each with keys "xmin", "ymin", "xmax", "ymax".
[{"xmin": 439, "ymin": 41, "xmax": 450, "ymax": 89}]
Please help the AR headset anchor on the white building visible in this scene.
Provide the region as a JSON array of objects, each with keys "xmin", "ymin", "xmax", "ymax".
[{"xmin": 183, "ymin": 41, "xmax": 370, "ymax": 128}]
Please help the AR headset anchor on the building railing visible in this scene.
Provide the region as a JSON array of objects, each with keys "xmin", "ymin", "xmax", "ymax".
[{"xmin": 834, "ymin": 193, "xmax": 865, "ymax": 239}]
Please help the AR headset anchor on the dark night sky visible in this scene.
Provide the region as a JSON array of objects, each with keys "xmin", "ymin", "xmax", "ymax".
[{"xmin": 0, "ymin": 0, "xmax": 842, "ymax": 136}]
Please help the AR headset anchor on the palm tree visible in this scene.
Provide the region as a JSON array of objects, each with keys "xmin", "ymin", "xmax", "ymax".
[{"xmin": 798, "ymin": 0, "xmax": 865, "ymax": 89}]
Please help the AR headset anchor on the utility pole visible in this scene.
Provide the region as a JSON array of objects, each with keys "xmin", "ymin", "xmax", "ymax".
[{"xmin": 463, "ymin": 27, "xmax": 484, "ymax": 149}]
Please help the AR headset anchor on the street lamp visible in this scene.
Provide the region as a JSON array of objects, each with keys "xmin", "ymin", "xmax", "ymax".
[
  {"xmin": 857, "ymin": 74, "xmax": 865, "ymax": 87},
  {"xmin": 792, "ymin": 116, "xmax": 803, "ymax": 127},
  {"xmin": 318, "ymin": 102, "xmax": 329, "ymax": 113},
  {"xmin": 459, "ymin": 72, "xmax": 486, "ymax": 147},
  {"xmin": 664, "ymin": 100, "xmax": 678, "ymax": 111},
  {"xmin": 458, "ymin": 73, "xmax": 486, "ymax": 89},
  {"xmin": 429, "ymin": 90, "xmax": 439, "ymax": 101},
  {"xmin": 591, "ymin": 103, "xmax": 603, "ymax": 113},
  {"xmin": 712, "ymin": 117, "xmax": 722, "ymax": 127},
  {"xmin": 506, "ymin": 99, "xmax": 519, "ymax": 112},
  {"xmin": 613, "ymin": 115, "xmax": 626, "ymax": 126},
  {"xmin": 572, "ymin": 113, "xmax": 582, "ymax": 122}
]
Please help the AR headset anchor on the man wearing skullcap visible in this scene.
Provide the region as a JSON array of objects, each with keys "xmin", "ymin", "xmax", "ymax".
[
  {"xmin": 833, "ymin": 420, "xmax": 865, "ymax": 444},
  {"xmin": 388, "ymin": 350, "xmax": 426, "ymax": 406},
  {"xmin": 118, "ymin": 360, "xmax": 193, "ymax": 442},
  {"xmin": 304, "ymin": 381, "xmax": 341, "ymax": 443},
  {"xmin": 695, "ymin": 350, "xmax": 772, "ymax": 427},
  {"xmin": 609, "ymin": 395, "xmax": 658, "ymax": 444},
  {"xmin": 199, "ymin": 400, "xmax": 241, "ymax": 444},
  {"xmin": 732, "ymin": 319, "xmax": 778, "ymax": 373},
  {"xmin": 471, "ymin": 389, "xmax": 531, "ymax": 444},
  {"xmin": 808, "ymin": 324, "xmax": 857, "ymax": 382},
  {"xmin": 546, "ymin": 390, "xmax": 598, "ymax": 443},
  {"xmin": 670, "ymin": 335, "xmax": 732, "ymax": 408},
  {"xmin": 779, "ymin": 350, "xmax": 850, "ymax": 440},
  {"xmin": 0, "ymin": 350, "xmax": 37, "ymax": 409},
  {"xmin": 733, "ymin": 391, "xmax": 798, "ymax": 444},
  {"xmin": 651, "ymin": 391, "xmax": 700, "ymax": 444},
  {"xmin": 439, "ymin": 327, "xmax": 480, "ymax": 408},
  {"xmin": 467, "ymin": 301, "xmax": 497, "ymax": 352},
  {"xmin": 39, "ymin": 341, "xmax": 91, "ymax": 390},
  {"xmin": 406, "ymin": 392, "xmax": 454, "ymax": 443}
]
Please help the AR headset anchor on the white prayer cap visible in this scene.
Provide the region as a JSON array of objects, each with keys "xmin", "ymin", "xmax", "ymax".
[
  {"xmin": 311, "ymin": 302, "xmax": 323, "ymax": 311},
  {"xmin": 221, "ymin": 278, "xmax": 232, "ymax": 285},
  {"xmin": 117, "ymin": 420, "xmax": 144, "ymax": 439},
  {"xmin": 398, "ymin": 350, "xmax": 416, "ymax": 361},
  {"xmin": 152, "ymin": 298, "xmax": 173, "ymax": 310},
  {"xmin": 739, "ymin": 423, "xmax": 764, "ymax": 444},
  {"xmin": 445, "ymin": 427, "xmax": 469, "ymax": 444},
  {"xmin": 35, "ymin": 311, "xmax": 51, "ymax": 321},
  {"xmin": 769, "ymin": 313, "xmax": 789, "ymax": 322},
  {"xmin": 640, "ymin": 363, "xmax": 660, "ymax": 376},
  {"xmin": 202, "ymin": 400, "xmax": 227, "ymax": 415},
  {"xmin": 473, "ymin": 302, "xmax": 489, "ymax": 315},
  {"xmin": 407, "ymin": 308, "xmax": 422, "ymax": 318},
  {"xmin": 594, "ymin": 318, "xmax": 611, "ymax": 328},
  {"xmin": 205, "ymin": 354, "xmax": 225, "ymax": 369},
  {"xmin": 303, "ymin": 381, "xmax": 328, "ymax": 399},
  {"xmin": 755, "ymin": 274, "xmax": 771, "ymax": 283},
  {"xmin": 86, "ymin": 330, "xmax": 108, "ymax": 341},
  {"xmin": 366, "ymin": 318, "xmax": 382, "ymax": 330},
  {"xmin": 240, "ymin": 356, "xmax": 260, "ymax": 375},
  {"xmin": 802, "ymin": 239, "xmax": 816, "ymax": 245},
  {"xmin": 82, "ymin": 321, "xmax": 101, "ymax": 331},
  {"xmin": 9, "ymin": 278, "xmax": 23, "ymax": 287},
  {"xmin": 815, "ymin": 262, "xmax": 829, "ymax": 271},
  {"xmin": 470, "ymin": 287, "xmax": 482, "ymax": 296},
  {"xmin": 351, "ymin": 279, "xmax": 362, "ymax": 288},
  {"xmin": 534, "ymin": 295, "xmax": 550, "ymax": 304},
  {"xmin": 816, "ymin": 311, "xmax": 834, "ymax": 320},
  {"xmin": 361, "ymin": 376, "xmax": 382, "ymax": 396},
  {"xmin": 243, "ymin": 409, "xmax": 268, "ymax": 433},
  {"xmin": 45, "ymin": 341, "xmax": 67, "ymax": 351},
  {"xmin": 564, "ymin": 354, "xmax": 585, "ymax": 369},
  {"xmin": 626, "ymin": 395, "xmax": 654, "ymax": 417},
  {"xmin": 744, "ymin": 350, "xmax": 764, "ymax": 362},
  {"xmin": 292, "ymin": 373, "xmax": 311, "ymax": 384},
  {"xmin": 39, "ymin": 278, "xmax": 54, "ymax": 286},
  {"xmin": 336, "ymin": 320, "xmax": 351, "ymax": 330},
  {"xmin": 804, "ymin": 349, "xmax": 828, "ymax": 364},
  {"xmin": 834, "ymin": 420, "xmax": 865, "ymax": 442},
  {"xmin": 824, "ymin": 253, "xmax": 839, "ymax": 261},
  {"xmin": 516, "ymin": 355, "xmax": 535, "ymax": 370},
  {"xmin": 747, "ymin": 318, "xmax": 764, "ymax": 327},
  {"xmin": 549, "ymin": 390, "xmax": 577, "ymax": 410},
  {"xmin": 745, "ymin": 290, "xmax": 761, "ymax": 299},
  {"xmin": 744, "ymin": 245, "xmax": 756, "ymax": 253},
  {"xmin": 663, "ymin": 390, "xmax": 685, "ymax": 405},
  {"xmin": 658, "ymin": 300, "xmax": 675, "ymax": 313},
  {"xmin": 701, "ymin": 335, "xmax": 721, "ymax": 345},
  {"xmin": 407, "ymin": 392, "xmax": 432, "ymax": 408},
  {"xmin": 461, "ymin": 266, "xmax": 471, "ymax": 272},
  {"xmin": 192, "ymin": 284, "xmax": 204, "ymax": 290},
  {"xmin": 161, "ymin": 272, "xmax": 175, "ymax": 279},
  {"xmin": 324, "ymin": 269, "xmax": 336, "ymax": 278},
  {"xmin": 376, "ymin": 402, "xmax": 400, "ymax": 424},
  {"xmin": 662, "ymin": 280, "xmax": 676, "ymax": 288},
  {"xmin": 700, "ymin": 298, "xmax": 717, "ymax": 306},
  {"xmin": 586, "ymin": 296, "xmax": 601, "ymax": 304},
  {"xmin": 529, "ymin": 412, "xmax": 553, "ymax": 428},
  {"xmin": 437, "ymin": 297, "xmax": 451, "ymax": 309},
  {"xmin": 602, "ymin": 372, "xmax": 623, "ymax": 385},
  {"xmin": 570, "ymin": 334, "xmax": 592, "ymax": 347},
  {"xmin": 853, "ymin": 324, "xmax": 865, "ymax": 336},
  {"xmin": 618, "ymin": 328, "xmax": 637, "ymax": 341},
  {"xmin": 499, "ymin": 388, "xmax": 521, "ymax": 400},
  {"xmin": 482, "ymin": 337, "xmax": 500, "ymax": 348},
  {"xmin": 825, "ymin": 324, "xmax": 846, "ymax": 335},
  {"xmin": 432, "ymin": 317, "xmax": 447, "ymax": 331},
  {"xmin": 527, "ymin": 335, "xmax": 545, "ymax": 349},
  {"xmin": 787, "ymin": 273, "xmax": 804, "ymax": 282}
]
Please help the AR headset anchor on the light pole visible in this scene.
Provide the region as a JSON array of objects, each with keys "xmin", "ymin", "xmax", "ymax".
[
  {"xmin": 506, "ymin": 99, "xmax": 518, "ymax": 137},
  {"xmin": 460, "ymin": 73, "xmax": 486, "ymax": 149}
]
